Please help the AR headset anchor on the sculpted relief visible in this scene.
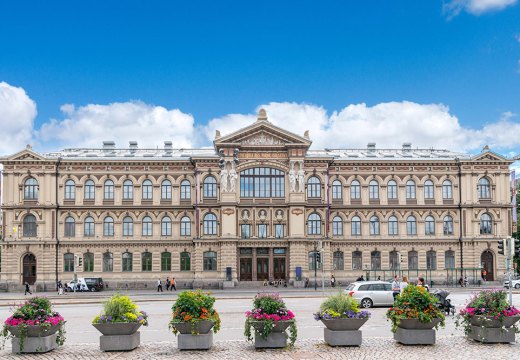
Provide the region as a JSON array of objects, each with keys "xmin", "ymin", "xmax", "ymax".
[{"xmin": 241, "ymin": 132, "xmax": 285, "ymax": 146}]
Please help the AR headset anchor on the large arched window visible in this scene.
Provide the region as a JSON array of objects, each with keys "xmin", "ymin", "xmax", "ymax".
[
  {"xmin": 123, "ymin": 216, "xmax": 133, "ymax": 236},
  {"xmin": 388, "ymin": 216, "xmax": 398, "ymax": 235},
  {"xmin": 64, "ymin": 179, "xmax": 76, "ymax": 200},
  {"xmin": 406, "ymin": 180, "xmax": 416, "ymax": 199},
  {"xmin": 387, "ymin": 180, "xmax": 398, "ymax": 200},
  {"xmin": 332, "ymin": 216, "xmax": 343, "ymax": 236},
  {"xmin": 104, "ymin": 180, "xmax": 114, "ymax": 200},
  {"xmin": 442, "ymin": 180, "xmax": 453, "ymax": 199},
  {"xmin": 161, "ymin": 252, "xmax": 172, "ymax": 271},
  {"xmin": 307, "ymin": 213, "xmax": 321, "ymax": 235},
  {"xmin": 240, "ymin": 168, "xmax": 285, "ymax": 198},
  {"xmin": 350, "ymin": 180, "xmax": 361, "ymax": 199},
  {"xmin": 24, "ymin": 177, "xmax": 38, "ymax": 200},
  {"xmin": 352, "ymin": 251, "xmax": 362, "ymax": 270},
  {"xmin": 141, "ymin": 252, "xmax": 152, "ymax": 271},
  {"xmin": 122, "ymin": 252, "xmax": 133, "ymax": 272},
  {"xmin": 161, "ymin": 180, "xmax": 172, "ymax": 200},
  {"xmin": 332, "ymin": 180, "xmax": 342, "ymax": 200},
  {"xmin": 142, "ymin": 180, "xmax": 153, "ymax": 200},
  {"xmin": 180, "ymin": 252, "xmax": 191, "ymax": 271},
  {"xmin": 389, "ymin": 251, "xmax": 399, "ymax": 270},
  {"xmin": 480, "ymin": 213, "xmax": 493, "ymax": 234},
  {"xmin": 369, "ymin": 216, "xmax": 380, "ymax": 235},
  {"xmin": 478, "ymin": 178, "xmax": 491, "ymax": 199},
  {"xmin": 425, "ymin": 216, "xmax": 435, "ymax": 235},
  {"xmin": 83, "ymin": 252, "xmax": 94, "ymax": 272},
  {"xmin": 445, "ymin": 250, "xmax": 455, "ymax": 269},
  {"xmin": 371, "ymin": 251, "xmax": 381, "ymax": 270},
  {"xmin": 203, "ymin": 251, "xmax": 217, "ymax": 271},
  {"xmin": 103, "ymin": 252, "xmax": 113, "ymax": 272},
  {"xmin": 123, "ymin": 180, "xmax": 133, "ymax": 200},
  {"xmin": 103, "ymin": 216, "xmax": 114, "ymax": 236},
  {"xmin": 203, "ymin": 176, "xmax": 217, "ymax": 198},
  {"xmin": 23, "ymin": 214, "xmax": 37, "ymax": 237},
  {"xmin": 161, "ymin": 216, "xmax": 172, "ymax": 236},
  {"xmin": 369, "ymin": 180, "xmax": 379, "ymax": 199},
  {"xmin": 84, "ymin": 216, "xmax": 95, "ymax": 237},
  {"xmin": 63, "ymin": 253, "xmax": 74, "ymax": 272},
  {"xmin": 180, "ymin": 216, "xmax": 191, "ymax": 236},
  {"xmin": 204, "ymin": 213, "xmax": 217, "ymax": 235},
  {"xmin": 406, "ymin": 216, "xmax": 417, "ymax": 235},
  {"xmin": 142, "ymin": 216, "xmax": 153, "ymax": 236},
  {"xmin": 408, "ymin": 250, "xmax": 418, "ymax": 270},
  {"xmin": 307, "ymin": 177, "xmax": 321, "ymax": 198},
  {"xmin": 180, "ymin": 180, "xmax": 191, "ymax": 200},
  {"xmin": 443, "ymin": 215, "xmax": 454, "ymax": 235},
  {"xmin": 333, "ymin": 251, "xmax": 344, "ymax": 270},
  {"xmin": 351, "ymin": 216, "xmax": 361, "ymax": 235},
  {"xmin": 64, "ymin": 216, "xmax": 75, "ymax": 237},
  {"xmin": 424, "ymin": 180, "xmax": 434, "ymax": 199},
  {"xmin": 84, "ymin": 179, "xmax": 95, "ymax": 200},
  {"xmin": 427, "ymin": 250, "xmax": 437, "ymax": 270}
]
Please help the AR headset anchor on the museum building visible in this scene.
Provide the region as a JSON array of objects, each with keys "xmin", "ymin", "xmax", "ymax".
[{"xmin": 0, "ymin": 109, "xmax": 514, "ymax": 290}]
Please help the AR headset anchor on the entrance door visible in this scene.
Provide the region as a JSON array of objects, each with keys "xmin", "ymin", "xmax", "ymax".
[
  {"xmin": 23, "ymin": 254, "xmax": 37, "ymax": 285},
  {"xmin": 273, "ymin": 258, "xmax": 286, "ymax": 280},
  {"xmin": 239, "ymin": 258, "xmax": 252, "ymax": 281},
  {"xmin": 481, "ymin": 250, "xmax": 494, "ymax": 281},
  {"xmin": 257, "ymin": 258, "xmax": 269, "ymax": 281}
]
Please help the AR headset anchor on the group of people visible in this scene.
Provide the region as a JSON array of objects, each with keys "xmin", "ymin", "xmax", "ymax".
[
  {"xmin": 391, "ymin": 275, "xmax": 428, "ymax": 299},
  {"xmin": 157, "ymin": 277, "xmax": 176, "ymax": 292},
  {"xmin": 458, "ymin": 276, "xmax": 469, "ymax": 287}
]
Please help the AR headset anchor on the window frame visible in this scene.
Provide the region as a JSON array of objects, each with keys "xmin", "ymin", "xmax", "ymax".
[
  {"xmin": 24, "ymin": 177, "xmax": 39, "ymax": 200},
  {"xmin": 203, "ymin": 213, "xmax": 217, "ymax": 235},
  {"xmin": 369, "ymin": 180, "xmax": 379, "ymax": 199},
  {"xmin": 442, "ymin": 180, "xmax": 453, "ymax": 199},
  {"xmin": 64, "ymin": 179, "xmax": 76, "ymax": 200},
  {"xmin": 84, "ymin": 180, "xmax": 95, "ymax": 200},
  {"xmin": 161, "ymin": 179, "xmax": 172, "ymax": 200},
  {"xmin": 239, "ymin": 167, "xmax": 285, "ymax": 198},
  {"xmin": 387, "ymin": 180, "xmax": 398, "ymax": 199},
  {"xmin": 180, "ymin": 216, "xmax": 191, "ymax": 236},
  {"xmin": 424, "ymin": 180, "xmax": 434, "ymax": 199},
  {"xmin": 332, "ymin": 216, "xmax": 343, "ymax": 236},
  {"xmin": 104, "ymin": 179, "xmax": 114, "ymax": 200},
  {"xmin": 180, "ymin": 180, "xmax": 191, "ymax": 200},
  {"xmin": 350, "ymin": 180, "xmax": 361, "ymax": 199},
  {"xmin": 142, "ymin": 180, "xmax": 153, "ymax": 200},
  {"xmin": 406, "ymin": 216, "xmax": 417, "ymax": 235},
  {"xmin": 332, "ymin": 180, "xmax": 342, "ymax": 200},
  {"xmin": 406, "ymin": 180, "xmax": 416, "ymax": 199},
  {"xmin": 122, "ymin": 252, "xmax": 133, "ymax": 272},
  {"xmin": 123, "ymin": 180, "xmax": 134, "ymax": 200},
  {"xmin": 203, "ymin": 251, "xmax": 217, "ymax": 271},
  {"xmin": 161, "ymin": 216, "xmax": 172, "ymax": 236},
  {"xmin": 180, "ymin": 252, "xmax": 191, "ymax": 271},
  {"xmin": 64, "ymin": 216, "xmax": 75, "ymax": 237},
  {"xmin": 203, "ymin": 176, "xmax": 217, "ymax": 198},
  {"xmin": 84, "ymin": 216, "xmax": 95, "ymax": 237},
  {"xmin": 142, "ymin": 216, "xmax": 153, "ymax": 236},
  {"xmin": 141, "ymin": 251, "xmax": 152, "ymax": 272},
  {"xmin": 103, "ymin": 216, "xmax": 114, "ymax": 237},
  {"xmin": 425, "ymin": 216, "xmax": 435, "ymax": 235},
  {"xmin": 388, "ymin": 215, "xmax": 398, "ymax": 235},
  {"xmin": 351, "ymin": 216, "xmax": 361, "ymax": 235},
  {"xmin": 123, "ymin": 216, "xmax": 134, "ymax": 236},
  {"xmin": 307, "ymin": 176, "xmax": 321, "ymax": 198},
  {"xmin": 103, "ymin": 252, "xmax": 113, "ymax": 272},
  {"xmin": 83, "ymin": 252, "xmax": 94, "ymax": 272},
  {"xmin": 307, "ymin": 213, "xmax": 322, "ymax": 235}
]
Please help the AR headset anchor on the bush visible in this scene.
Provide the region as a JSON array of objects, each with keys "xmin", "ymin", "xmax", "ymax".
[
  {"xmin": 92, "ymin": 293, "xmax": 148, "ymax": 325},
  {"xmin": 169, "ymin": 290, "xmax": 221, "ymax": 335},
  {"xmin": 314, "ymin": 291, "xmax": 370, "ymax": 320}
]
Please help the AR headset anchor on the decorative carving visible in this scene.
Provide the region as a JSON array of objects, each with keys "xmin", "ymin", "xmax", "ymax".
[
  {"xmin": 289, "ymin": 162, "xmax": 297, "ymax": 192},
  {"xmin": 241, "ymin": 210, "xmax": 250, "ymax": 221},
  {"xmin": 241, "ymin": 132, "xmax": 284, "ymax": 146},
  {"xmin": 258, "ymin": 209, "xmax": 267, "ymax": 222},
  {"xmin": 220, "ymin": 166, "xmax": 229, "ymax": 192},
  {"xmin": 275, "ymin": 209, "xmax": 284, "ymax": 221},
  {"xmin": 222, "ymin": 208, "xmax": 234, "ymax": 215},
  {"xmin": 297, "ymin": 161, "xmax": 305, "ymax": 192},
  {"xmin": 291, "ymin": 209, "xmax": 303, "ymax": 216},
  {"xmin": 229, "ymin": 162, "xmax": 238, "ymax": 192}
]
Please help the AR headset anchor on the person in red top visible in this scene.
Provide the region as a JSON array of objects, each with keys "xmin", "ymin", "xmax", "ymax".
[{"xmin": 170, "ymin": 276, "xmax": 176, "ymax": 291}]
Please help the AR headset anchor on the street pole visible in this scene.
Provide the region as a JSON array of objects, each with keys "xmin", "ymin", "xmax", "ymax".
[
  {"xmin": 314, "ymin": 244, "xmax": 317, "ymax": 291},
  {"xmin": 508, "ymin": 237, "xmax": 513, "ymax": 306},
  {"xmin": 321, "ymin": 247, "xmax": 325, "ymax": 296}
]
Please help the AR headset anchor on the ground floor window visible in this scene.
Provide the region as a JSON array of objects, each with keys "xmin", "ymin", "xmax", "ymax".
[
  {"xmin": 445, "ymin": 250, "xmax": 455, "ymax": 269},
  {"xmin": 122, "ymin": 252, "xmax": 133, "ymax": 272},
  {"xmin": 142, "ymin": 252, "xmax": 152, "ymax": 271},
  {"xmin": 203, "ymin": 251, "xmax": 217, "ymax": 271},
  {"xmin": 161, "ymin": 252, "xmax": 171, "ymax": 271},
  {"xmin": 180, "ymin": 252, "xmax": 191, "ymax": 271},
  {"xmin": 371, "ymin": 251, "xmax": 381, "ymax": 270},
  {"xmin": 352, "ymin": 251, "xmax": 362, "ymax": 270},
  {"xmin": 308, "ymin": 251, "xmax": 322, "ymax": 270},
  {"xmin": 103, "ymin": 252, "xmax": 113, "ymax": 272},
  {"xmin": 83, "ymin": 252, "xmax": 94, "ymax": 272},
  {"xmin": 408, "ymin": 250, "xmax": 418, "ymax": 270},
  {"xmin": 64, "ymin": 253, "xmax": 74, "ymax": 272},
  {"xmin": 333, "ymin": 251, "xmax": 344, "ymax": 270},
  {"xmin": 427, "ymin": 250, "xmax": 437, "ymax": 270}
]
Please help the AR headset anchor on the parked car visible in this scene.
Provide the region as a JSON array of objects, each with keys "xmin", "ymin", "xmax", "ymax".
[
  {"xmin": 65, "ymin": 277, "xmax": 104, "ymax": 292},
  {"xmin": 503, "ymin": 276, "xmax": 520, "ymax": 289},
  {"xmin": 85, "ymin": 277, "xmax": 104, "ymax": 291},
  {"xmin": 345, "ymin": 281, "xmax": 394, "ymax": 308}
]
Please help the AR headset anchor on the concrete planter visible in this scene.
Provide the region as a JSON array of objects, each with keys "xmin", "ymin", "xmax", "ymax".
[
  {"xmin": 252, "ymin": 320, "xmax": 293, "ymax": 348},
  {"xmin": 321, "ymin": 318, "xmax": 368, "ymax": 346},
  {"xmin": 92, "ymin": 322, "xmax": 142, "ymax": 351},
  {"xmin": 8, "ymin": 324, "xmax": 62, "ymax": 353},
  {"xmin": 468, "ymin": 316, "xmax": 520, "ymax": 343},
  {"xmin": 394, "ymin": 318, "xmax": 441, "ymax": 345},
  {"xmin": 170, "ymin": 320, "xmax": 215, "ymax": 350}
]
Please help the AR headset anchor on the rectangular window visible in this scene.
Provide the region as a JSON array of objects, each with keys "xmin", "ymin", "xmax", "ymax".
[
  {"xmin": 352, "ymin": 252, "xmax": 362, "ymax": 270},
  {"xmin": 122, "ymin": 253, "xmax": 133, "ymax": 272},
  {"xmin": 241, "ymin": 224, "xmax": 250, "ymax": 239},
  {"xmin": 64, "ymin": 255, "xmax": 74, "ymax": 272},
  {"xmin": 103, "ymin": 253, "xmax": 113, "ymax": 272},
  {"xmin": 275, "ymin": 224, "xmax": 284, "ymax": 238},
  {"xmin": 180, "ymin": 252, "xmax": 191, "ymax": 271},
  {"xmin": 161, "ymin": 253, "xmax": 172, "ymax": 271},
  {"xmin": 258, "ymin": 224, "xmax": 267, "ymax": 238}
]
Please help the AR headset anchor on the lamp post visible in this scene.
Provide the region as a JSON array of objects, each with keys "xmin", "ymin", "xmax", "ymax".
[{"xmin": 314, "ymin": 242, "xmax": 318, "ymax": 291}]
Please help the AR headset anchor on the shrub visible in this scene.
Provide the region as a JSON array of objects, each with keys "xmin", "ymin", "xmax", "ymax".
[
  {"xmin": 314, "ymin": 291, "xmax": 371, "ymax": 320},
  {"xmin": 92, "ymin": 293, "xmax": 148, "ymax": 325},
  {"xmin": 169, "ymin": 290, "xmax": 221, "ymax": 335}
]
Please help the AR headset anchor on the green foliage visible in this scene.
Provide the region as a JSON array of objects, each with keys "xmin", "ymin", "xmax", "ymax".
[
  {"xmin": 92, "ymin": 293, "xmax": 148, "ymax": 325},
  {"xmin": 320, "ymin": 291, "xmax": 360, "ymax": 314},
  {"xmin": 169, "ymin": 290, "xmax": 221, "ymax": 335}
]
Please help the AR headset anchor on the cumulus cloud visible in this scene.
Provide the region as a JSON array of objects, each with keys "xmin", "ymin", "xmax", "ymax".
[
  {"xmin": 443, "ymin": 0, "xmax": 517, "ymax": 18},
  {"xmin": 37, "ymin": 101, "xmax": 196, "ymax": 150},
  {"xmin": 0, "ymin": 82, "xmax": 37, "ymax": 156}
]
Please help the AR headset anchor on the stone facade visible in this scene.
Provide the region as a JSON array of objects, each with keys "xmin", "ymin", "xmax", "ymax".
[{"xmin": 0, "ymin": 110, "xmax": 514, "ymax": 290}]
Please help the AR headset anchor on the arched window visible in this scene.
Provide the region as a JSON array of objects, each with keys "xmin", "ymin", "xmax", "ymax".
[
  {"xmin": 84, "ymin": 216, "xmax": 95, "ymax": 237},
  {"xmin": 24, "ymin": 177, "xmax": 38, "ymax": 200},
  {"xmin": 103, "ymin": 252, "xmax": 113, "ymax": 272},
  {"xmin": 203, "ymin": 176, "xmax": 217, "ymax": 198},
  {"xmin": 369, "ymin": 180, "xmax": 379, "ymax": 199},
  {"xmin": 333, "ymin": 251, "xmax": 344, "ymax": 270},
  {"xmin": 65, "ymin": 180, "xmax": 76, "ymax": 200},
  {"xmin": 424, "ymin": 180, "xmax": 434, "ymax": 199},
  {"xmin": 103, "ymin": 216, "xmax": 114, "ymax": 236},
  {"xmin": 332, "ymin": 180, "xmax": 342, "ymax": 200},
  {"xmin": 83, "ymin": 252, "xmax": 94, "ymax": 272},
  {"xmin": 388, "ymin": 216, "xmax": 398, "ymax": 235},
  {"xmin": 23, "ymin": 215, "xmax": 37, "ymax": 237},
  {"xmin": 387, "ymin": 180, "xmax": 398, "ymax": 200},
  {"xmin": 478, "ymin": 178, "xmax": 491, "ymax": 199},
  {"xmin": 427, "ymin": 250, "xmax": 437, "ymax": 270},
  {"xmin": 123, "ymin": 216, "xmax": 133, "ymax": 236},
  {"xmin": 371, "ymin": 251, "xmax": 381, "ymax": 270},
  {"xmin": 406, "ymin": 180, "xmax": 416, "ymax": 199},
  {"xmin": 203, "ymin": 251, "xmax": 217, "ymax": 271},
  {"xmin": 64, "ymin": 216, "xmax": 75, "ymax": 237},
  {"xmin": 142, "ymin": 180, "xmax": 153, "ymax": 200},
  {"xmin": 406, "ymin": 216, "xmax": 417, "ymax": 235},
  {"xmin": 203, "ymin": 213, "xmax": 217, "ymax": 235},
  {"xmin": 350, "ymin": 180, "xmax": 361, "ymax": 199},
  {"xmin": 352, "ymin": 251, "xmax": 362, "ymax": 270},
  {"xmin": 351, "ymin": 216, "xmax": 361, "ymax": 235},
  {"xmin": 161, "ymin": 180, "xmax": 172, "ymax": 200},
  {"xmin": 63, "ymin": 253, "xmax": 74, "ymax": 272},
  {"xmin": 180, "ymin": 216, "xmax": 191, "ymax": 236},
  {"xmin": 443, "ymin": 215, "xmax": 454, "ymax": 235},
  {"xmin": 180, "ymin": 180, "xmax": 191, "ymax": 200},
  {"xmin": 408, "ymin": 250, "xmax": 418, "ymax": 270},
  {"xmin": 142, "ymin": 216, "xmax": 152, "ymax": 236},
  {"xmin": 332, "ymin": 216, "xmax": 343, "ymax": 236},
  {"xmin": 369, "ymin": 216, "xmax": 380, "ymax": 235},
  {"xmin": 307, "ymin": 176, "xmax": 321, "ymax": 198},
  {"xmin": 240, "ymin": 167, "xmax": 285, "ymax": 198},
  {"xmin": 161, "ymin": 252, "xmax": 171, "ymax": 271},
  {"xmin": 141, "ymin": 252, "xmax": 152, "ymax": 271},
  {"xmin": 104, "ymin": 180, "xmax": 114, "ymax": 200},
  {"xmin": 389, "ymin": 251, "xmax": 399, "ymax": 270},
  {"xmin": 180, "ymin": 252, "xmax": 191, "ymax": 271},
  {"xmin": 161, "ymin": 216, "xmax": 171, "ymax": 236},
  {"xmin": 307, "ymin": 213, "xmax": 321, "ymax": 235},
  {"xmin": 445, "ymin": 250, "xmax": 455, "ymax": 269},
  {"xmin": 442, "ymin": 180, "xmax": 453, "ymax": 199},
  {"xmin": 425, "ymin": 216, "xmax": 435, "ymax": 235},
  {"xmin": 122, "ymin": 252, "xmax": 133, "ymax": 272},
  {"xmin": 84, "ymin": 179, "xmax": 95, "ymax": 200},
  {"xmin": 123, "ymin": 180, "xmax": 133, "ymax": 200},
  {"xmin": 480, "ymin": 213, "xmax": 493, "ymax": 234}
]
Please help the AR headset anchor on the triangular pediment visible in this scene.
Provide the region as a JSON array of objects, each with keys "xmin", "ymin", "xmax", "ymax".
[
  {"xmin": 471, "ymin": 150, "xmax": 509, "ymax": 162},
  {"xmin": 3, "ymin": 148, "xmax": 47, "ymax": 161}
]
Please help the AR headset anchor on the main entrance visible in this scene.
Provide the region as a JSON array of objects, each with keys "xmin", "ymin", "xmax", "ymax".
[
  {"xmin": 481, "ymin": 250, "xmax": 494, "ymax": 281},
  {"xmin": 22, "ymin": 253, "xmax": 37, "ymax": 285},
  {"xmin": 274, "ymin": 258, "xmax": 286, "ymax": 280},
  {"xmin": 238, "ymin": 247, "xmax": 288, "ymax": 281},
  {"xmin": 240, "ymin": 258, "xmax": 252, "ymax": 281}
]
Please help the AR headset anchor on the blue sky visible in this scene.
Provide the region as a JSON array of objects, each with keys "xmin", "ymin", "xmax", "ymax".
[{"xmin": 0, "ymin": 1, "xmax": 520, "ymax": 158}]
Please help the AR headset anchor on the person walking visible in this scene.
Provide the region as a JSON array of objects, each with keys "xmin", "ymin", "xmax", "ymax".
[
  {"xmin": 166, "ymin": 277, "xmax": 171, "ymax": 291},
  {"xmin": 57, "ymin": 280, "xmax": 64, "ymax": 295},
  {"xmin": 331, "ymin": 275, "xmax": 336, "ymax": 288},
  {"xmin": 170, "ymin": 276, "xmax": 176, "ymax": 291},
  {"xmin": 464, "ymin": 276, "xmax": 469, "ymax": 287},
  {"xmin": 157, "ymin": 278, "xmax": 163, "ymax": 292},
  {"xmin": 24, "ymin": 282, "xmax": 32, "ymax": 295},
  {"xmin": 391, "ymin": 275, "xmax": 400, "ymax": 300},
  {"xmin": 400, "ymin": 276, "xmax": 409, "ymax": 294}
]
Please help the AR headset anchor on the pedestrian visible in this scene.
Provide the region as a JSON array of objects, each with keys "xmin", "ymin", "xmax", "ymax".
[
  {"xmin": 464, "ymin": 276, "xmax": 469, "ymax": 287},
  {"xmin": 458, "ymin": 276, "xmax": 464, "ymax": 287},
  {"xmin": 356, "ymin": 275, "xmax": 364, "ymax": 282},
  {"xmin": 157, "ymin": 278, "xmax": 163, "ymax": 292},
  {"xmin": 57, "ymin": 280, "xmax": 64, "ymax": 295},
  {"xmin": 331, "ymin": 274, "xmax": 336, "ymax": 288},
  {"xmin": 377, "ymin": 276, "xmax": 381, "ymax": 281},
  {"xmin": 391, "ymin": 275, "xmax": 400, "ymax": 300},
  {"xmin": 171, "ymin": 276, "xmax": 176, "ymax": 291},
  {"xmin": 481, "ymin": 269, "xmax": 487, "ymax": 283},
  {"xmin": 24, "ymin": 282, "xmax": 32, "ymax": 295},
  {"xmin": 400, "ymin": 276, "xmax": 409, "ymax": 294},
  {"xmin": 304, "ymin": 277, "xmax": 309, "ymax": 288},
  {"xmin": 166, "ymin": 277, "xmax": 171, "ymax": 291}
]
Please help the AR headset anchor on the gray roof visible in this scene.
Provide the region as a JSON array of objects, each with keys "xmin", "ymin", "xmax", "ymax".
[
  {"xmin": 43, "ymin": 148, "xmax": 217, "ymax": 160},
  {"xmin": 306, "ymin": 148, "xmax": 472, "ymax": 160}
]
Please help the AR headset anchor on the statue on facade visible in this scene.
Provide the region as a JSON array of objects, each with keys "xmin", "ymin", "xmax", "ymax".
[
  {"xmin": 242, "ymin": 210, "xmax": 250, "ymax": 221},
  {"xmin": 220, "ymin": 166, "xmax": 229, "ymax": 192},
  {"xmin": 297, "ymin": 161, "xmax": 305, "ymax": 193},
  {"xmin": 289, "ymin": 162, "xmax": 297, "ymax": 192},
  {"xmin": 229, "ymin": 162, "xmax": 238, "ymax": 192},
  {"xmin": 276, "ymin": 209, "xmax": 283, "ymax": 221}
]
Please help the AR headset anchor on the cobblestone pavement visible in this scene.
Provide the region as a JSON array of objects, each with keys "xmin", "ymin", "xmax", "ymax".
[{"xmin": 0, "ymin": 336, "xmax": 518, "ymax": 360}]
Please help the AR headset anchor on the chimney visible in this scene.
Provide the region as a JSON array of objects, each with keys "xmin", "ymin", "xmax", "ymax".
[
  {"xmin": 367, "ymin": 143, "xmax": 376, "ymax": 152},
  {"xmin": 402, "ymin": 143, "xmax": 412, "ymax": 152},
  {"xmin": 102, "ymin": 141, "xmax": 115, "ymax": 154},
  {"xmin": 129, "ymin": 141, "xmax": 138, "ymax": 154},
  {"xmin": 164, "ymin": 141, "xmax": 173, "ymax": 154}
]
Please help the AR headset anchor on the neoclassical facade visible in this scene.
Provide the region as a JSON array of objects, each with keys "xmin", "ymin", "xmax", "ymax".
[{"xmin": 0, "ymin": 109, "xmax": 514, "ymax": 290}]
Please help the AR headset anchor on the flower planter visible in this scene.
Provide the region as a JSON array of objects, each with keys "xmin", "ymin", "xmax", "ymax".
[
  {"xmin": 93, "ymin": 322, "xmax": 142, "ymax": 351},
  {"xmin": 468, "ymin": 316, "xmax": 520, "ymax": 343},
  {"xmin": 8, "ymin": 324, "xmax": 62, "ymax": 353},
  {"xmin": 321, "ymin": 318, "xmax": 368, "ymax": 346},
  {"xmin": 394, "ymin": 318, "xmax": 441, "ymax": 345},
  {"xmin": 252, "ymin": 320, "xmax": 293, "ymax": 348},
  {"xmin": 170, "ymin": 321, "xmax": 215, "ymax": 350}
]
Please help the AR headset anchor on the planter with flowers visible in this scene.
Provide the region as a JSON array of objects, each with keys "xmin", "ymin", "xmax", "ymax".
[
  {"xmin": 244, "ymin": 293, "xmax": 297, "ymax": 348},
  {"xmin": 386, "ymin": 285, "xmax": 445, "ymax": 345},
  {"xmin": 314, "ymin": 291, "xmax": 370, "ymax": 346},
  {"xmin": 456, "ymin": 289, "xmax": 520, "ymax": 343},
  {"xmin": 92, "ymin": 293, "xmax": 148, "ymax": 351},
  {"xmin": 168, "ymin": 290, "xmax": 221, "ymax": 350},
  {"xmin": 1, "ymin": 297, "xmax": 66, "ymax": 354}
]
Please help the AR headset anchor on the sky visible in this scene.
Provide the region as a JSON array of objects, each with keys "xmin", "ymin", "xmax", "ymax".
[{"xmin": 1, "ymin": 1, "xmax": 520, "ymax": 165}]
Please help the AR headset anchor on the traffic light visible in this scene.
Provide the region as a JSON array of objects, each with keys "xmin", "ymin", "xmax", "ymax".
[
  {"xmin": 498, "ymin": 239, "xmax": 505, "ymax": 255},
  {"xmin": 316, "ymin": 252, "xmax": 321, "ymax": 263},
  {"xmin": 78, "ymin": 257, "xmax": 83, "ymax": 268},
  {"xmin": 514, "ymin": 239, "xmax": 520, "ymax": 257}
]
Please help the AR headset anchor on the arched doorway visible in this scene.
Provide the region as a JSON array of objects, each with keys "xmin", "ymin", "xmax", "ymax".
[
  {"xmin": 22, "ymin": 254, "xmax": 37, "ymax": 285},
  {"xmin": 480, "ymin": 250, "xmax": 494, "ymax": 281}
]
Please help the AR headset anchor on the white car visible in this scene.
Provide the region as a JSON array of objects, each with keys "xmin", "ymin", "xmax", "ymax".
[
  {"xmin": 345, "ymin": 281, "xmax": 394, "ymax": 308},
  {"xmin": 66, "ymin": 278, "xmax": 89, "ymax": 292},
  {"xmin": 503, "ymin": 277, "xmax": 520, "ymax": 289}
]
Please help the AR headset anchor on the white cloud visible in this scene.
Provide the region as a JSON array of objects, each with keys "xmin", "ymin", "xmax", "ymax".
[
  {"xmin": 37, "ymin": 101, "xmax": 196, "ymax": 150},
  {"xmin": 444, "ymin": 0, "xmax": 517, "ymax": 18},
  {"xmin": 0, "ymin": 82, "xmax": 37, "ymax": 156}
]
